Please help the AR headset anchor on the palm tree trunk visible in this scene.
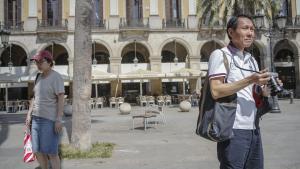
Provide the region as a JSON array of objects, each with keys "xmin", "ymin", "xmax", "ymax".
[{"xmin": 71, "ymin": 0, "xmax": 92, "ymax": 151}]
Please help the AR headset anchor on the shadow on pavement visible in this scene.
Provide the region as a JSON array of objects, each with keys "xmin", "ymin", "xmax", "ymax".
[{"xmin": 0, "ymin": 114, "xmax": 26, "ymax": 146}]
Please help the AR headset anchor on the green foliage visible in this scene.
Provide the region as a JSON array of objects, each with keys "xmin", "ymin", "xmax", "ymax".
[
  {"xmin": 197, "ymin": 0, "xmax": 283, "ymax": 27},
  {"xmin": 59, "ymin": 142, "xmax": 115, "ymax": 159}
]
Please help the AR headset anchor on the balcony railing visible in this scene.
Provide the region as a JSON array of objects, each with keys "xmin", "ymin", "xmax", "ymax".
[
  {"xmin": 91, "ymin": 20, "xmax": 106, "ymax": 30},
  {"xmin": 198, "ymin": 18, "xmax": 225, "ymax": 29},
  {"xmin": 0, "ymin": 21, "xmax": 24, "ymax": 31},
  {"xmin": 162, "ymin": 18, "xmax": 185, "ymax": 28},
  {"xmin": 37, "ymin": 19, "xmax": 68, "ymax": 31},
  {"xmin": 119, "ymin": 18, "xmax": 149, "ymax": 29},
  {"xmin": 286, "ymin": 16, "xmax": 300, "ymax": 28}
]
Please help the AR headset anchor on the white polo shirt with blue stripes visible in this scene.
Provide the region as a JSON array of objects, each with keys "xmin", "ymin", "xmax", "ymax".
[{"xmin": 208, "ymin": 45, "xmax": 259, "ymax": 130}]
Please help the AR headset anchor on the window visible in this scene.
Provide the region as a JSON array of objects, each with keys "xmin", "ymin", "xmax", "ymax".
[
  {"xmin": 165, "ymin": 0, "xmax": 181, "ymax": 20},
  {"xmin": 297, "ymin": 0, "xmax": 300, "ymax": 15},
  {"xmin": 4, "ymin": 0, "xmax": 22, "ymax": 26},
  {"xmin": 43, "ymin": 0, "xmax": 62, "ymax": 25},
  {"xmin": 126, "ymin": 0, "xmax": 143, "ymax": 20},
  {"xmin": 91, "ymin": 0, "xmax": 104, "ymax": 25}
]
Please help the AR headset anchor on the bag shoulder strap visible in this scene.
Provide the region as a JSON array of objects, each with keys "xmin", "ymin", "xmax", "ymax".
[
  {"xmin": 250, "ymin": 57, "xmax": 258, "ymax": 72},
  {"xmin": 34, "ymin": 73, "xmax": 41, "ymax": 85},
  {"xmin": 198, "ymin": 49, "xmax": 229, "ymax": 122},
  {"xmin": 220, "ymin": 49, "xmax": 230, "ymax": 74}
]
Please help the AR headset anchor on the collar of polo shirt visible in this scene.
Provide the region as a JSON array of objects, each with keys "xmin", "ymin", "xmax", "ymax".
[{"xmin": 227, "ymin": 43, "xmax": 252, "ymax": 63}]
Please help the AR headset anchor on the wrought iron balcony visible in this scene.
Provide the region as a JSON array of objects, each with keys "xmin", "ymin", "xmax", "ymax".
[
  {"xmin": 119, "ymin": 18, "xmax": 149, "ymax": 29},
  {"xmin": 198, "ymin": 18, "xmax": 225, "ymax": 29},
  {"xmin": 91, "ymin": 20, "xmax": 106, "ymax": 30},
  {"xmin": 0, "ymin": 20, "xmax": 24, "ymax": 31},
  {"xmin": 162, "ymin": 18, "xmax": 185, "ymax": 28},
  {"xmin": 285, "ymin": 16, "xmax": 300, "ymax": 28},
  {"xmin": 37, "ymin": 19, "xmax": 68, "ymax": 31}
]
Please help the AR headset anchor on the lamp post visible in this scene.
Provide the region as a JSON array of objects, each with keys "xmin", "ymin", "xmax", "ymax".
[
  {"xmin": 0, "ymin": 27, "xmax": 10, "ymax": 48},
  {"xmin": 0, "ymin": 25, "xmax": 10, "ymax": 65},
  {"xmin": 174, "ymin": 39, "xmax": 178, "ymax": 64},
  {"xmin": 92, "ymin": 41, "xmax": 97, "ymax": 65},
  {"xmin": 253, "ymin": 11, "xmax": 287, "ymax": 113},
  {"xmin": 133, "ymin": 39, "xmax": 138, "ymax": 65}
]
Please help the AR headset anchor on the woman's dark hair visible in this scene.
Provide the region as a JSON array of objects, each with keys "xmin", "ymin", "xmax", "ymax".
[{"xmin": 226, "ymin": 14, "xmax": 254, "ymax": 40}]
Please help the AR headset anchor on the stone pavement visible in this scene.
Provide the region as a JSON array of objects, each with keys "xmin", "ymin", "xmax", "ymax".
[{"xmin": 0, "ymin": 100, "xmax": 300, "ymax": 169}]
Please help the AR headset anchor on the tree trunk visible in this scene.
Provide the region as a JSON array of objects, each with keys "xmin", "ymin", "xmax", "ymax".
[{"xmin": 71, "ymin": 0, "xmax": 92, "ymax": 151}]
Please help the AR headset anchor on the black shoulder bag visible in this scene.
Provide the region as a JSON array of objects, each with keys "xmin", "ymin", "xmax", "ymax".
[{"xmin": 196, "ymin": 50, "xmax": 237, "ymax": 142}]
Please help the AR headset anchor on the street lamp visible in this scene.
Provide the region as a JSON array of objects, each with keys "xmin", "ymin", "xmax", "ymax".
[
  {"xmin": 92, "ymin": 41, "xmax": 97, "ymax": 65},
  {"xmin": 8, "ymin": 44, "xmax": 13, "ymax": 72},
  {"xmin": 174, "ymin": 39, "xmax": 178, "ymax": 64},
  {"xmin": 253, "ymin": 12, "xmax": 287, "ymax": 113},
  {"xmin": 133, "ymin": 40, "xmax": 138, "ymax": 65},
  {"xmin": 0, "ymin": 28, "xmax": 10, "ymax": 48}
]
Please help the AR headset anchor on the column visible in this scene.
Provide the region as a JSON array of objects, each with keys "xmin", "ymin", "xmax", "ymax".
[
  {"xmin": 68, "ymin": 0, "xmax": 75, "ymax": 31},
  {"xmin": 0, "ymin": 0, "xmax": 4, "ymax": 22},
  {"xmin": 149, "ymin": 0, "xmax": 162, "ymax": 29},
  {"xmin": 150, "ymin": 56, "xmax": 162, "ymax": 95},
  {"xmin": 187, "ymin": 0, "xmax": 197, "ymax": 29},
  {"xmin": 108, "ymin": 0, "xmax": 120, "ymax": 30},
  {"xmin": 150, "ymin": 0, "xmax": 158, "ymax": 15},
  {"xmin": 189, "ymin": 56, "xmax": 201, "ymax": 70},
  {"xmin": 24, "ymin": 0, "xmax": 38, "ymax": 31},
  {"xmin": 295, "ymin": 54, "xmax": 300, "ymax": 97}
]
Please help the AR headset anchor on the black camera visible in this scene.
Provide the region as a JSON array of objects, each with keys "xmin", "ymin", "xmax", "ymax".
[{"xmin": 268, "ymin": 73, "xmax": 283, "ymax": 96}]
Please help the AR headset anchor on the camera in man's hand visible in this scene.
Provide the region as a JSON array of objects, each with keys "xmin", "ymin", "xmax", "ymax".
[{"xmin": 268, "ymin": 73, "xmax": 283, "ymax": 96}]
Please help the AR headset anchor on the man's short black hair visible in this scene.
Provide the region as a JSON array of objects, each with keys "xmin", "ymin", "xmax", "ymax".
[
  {"xmin": 226, "ymin": 14, "xmax": 254, "ymax": 40},
  {"xmin": 44, "ymin": 57, "xmax": 54, "ymax": 67}
]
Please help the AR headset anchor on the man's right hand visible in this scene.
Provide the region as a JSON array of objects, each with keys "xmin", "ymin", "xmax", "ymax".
[
  {"xmin": 249, "ymin": 69, "xmax": 271, "ymax": 86},
  {"xmin": 25, "ymin": 114, "xmax": 31, "ymax": 127}
]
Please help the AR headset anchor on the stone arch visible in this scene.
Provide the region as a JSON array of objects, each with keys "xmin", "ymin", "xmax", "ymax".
[
  {"xmin": 248, "ymin": 40, "xmax": 267, "ymax": 69},
  {"xmin": 93, "ymin": 39, "xmax": 113, "ymax": 59},
  {"xmin": 274, "ymin": 39, "xmax": 299, "ymax": 57},
  {"xmin": 37, "ymin": 42, "xmax": 72, "ymax": 60},
  {"xmin": 273, "ymin": 39, "xmax": 299, "ymax": 91},
  {"xmin": 200, "ymin": 40, "xmax": 224, "ymax": 62},
  {"xmin": 92, "ymin": 42, "xmax": 110, "ymax": 64},
  {"xmin": 0, "ymin": 43, "xmax": 28, "ymax": 66},
  {"xmin": 38, "ymin": 43, "xmax": 70, "ymax": 65},
  {"xmin": 160, "ymin": 39, "xmax": 189, "ymax": 63},
  {"xmin": 159, "ymin": 38, "xmax": 193, "ymax": 57},
  {"xmin": 118, "ymin": 40, "xmax": 153, "ymax": 61},
  {"xmin": 121, "ymin": 42, "xmax": 150, "ymax": 63},
  {"xmin": 197, "ymin": 39, "xmax": 226, "ymax": 59}
]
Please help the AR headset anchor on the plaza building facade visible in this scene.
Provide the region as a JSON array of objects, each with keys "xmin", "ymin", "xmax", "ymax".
[{"xmin": 0, "ymin": 0, "xmax": 300, "ymax": 104}]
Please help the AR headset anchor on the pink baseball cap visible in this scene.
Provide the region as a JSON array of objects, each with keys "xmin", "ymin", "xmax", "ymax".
[{"xmin": 31, "ymin": 50, "xmax": 53, "ymax": 62}]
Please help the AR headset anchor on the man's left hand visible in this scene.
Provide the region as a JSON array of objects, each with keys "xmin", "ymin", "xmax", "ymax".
[{"xmin": 55, "ymin": 121, "xmax": 62, "ymax": 134}]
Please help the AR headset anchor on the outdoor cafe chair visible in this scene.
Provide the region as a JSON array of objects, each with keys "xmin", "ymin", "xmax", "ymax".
[
  {"xmin": 17, "ymin": 101, "xmax": 26, "ymax": 112},
  {"xmin": 110, "ymin": 97, "xmax": 117, "ymax": 108},
  {"xmin": 157, "ymin": 96, "xmax": 165, "ymax": 106},
  {"xmin": 117, "ymin": 97, "xmax": 124, "ymax": 107},
  {"xmin": 96, "ymin": 97, "xmax": 104, "ymax": 108},
  {"xmin": 147, "ymin": 96, "xmax": 155, "ymax": 106},
  {"xmin": 146, "ymin": 104, "xmax": 166, "ymax": 124},
  {"xmin": 165, "ymin": 95, "xmax": 172, "ymax": 106},
  {"xmin": 7, "ymin": 101, "xmax": 16, "ymax": 113},
  {"xmin": 89, "ymin": 99, "xmax": 96, "ymax": 109},
  {"xmin": 140, "ymin": 96, "xmax": 147, "ymax": 107}
]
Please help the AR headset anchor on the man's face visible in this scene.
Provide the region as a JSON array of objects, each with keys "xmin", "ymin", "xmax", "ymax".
[
  {"xmin": 35, "ymin": 59, "xmax": 50, "ymax": 71},
  {"xmin": 229, "ymin": 17, "xmax": 255, "ymax": 49}
]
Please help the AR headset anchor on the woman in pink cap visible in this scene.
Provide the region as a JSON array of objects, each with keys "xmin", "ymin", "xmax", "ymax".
[{"xmin": 26, "ymin": 50, "xmax": 64, "ymax": 169}]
